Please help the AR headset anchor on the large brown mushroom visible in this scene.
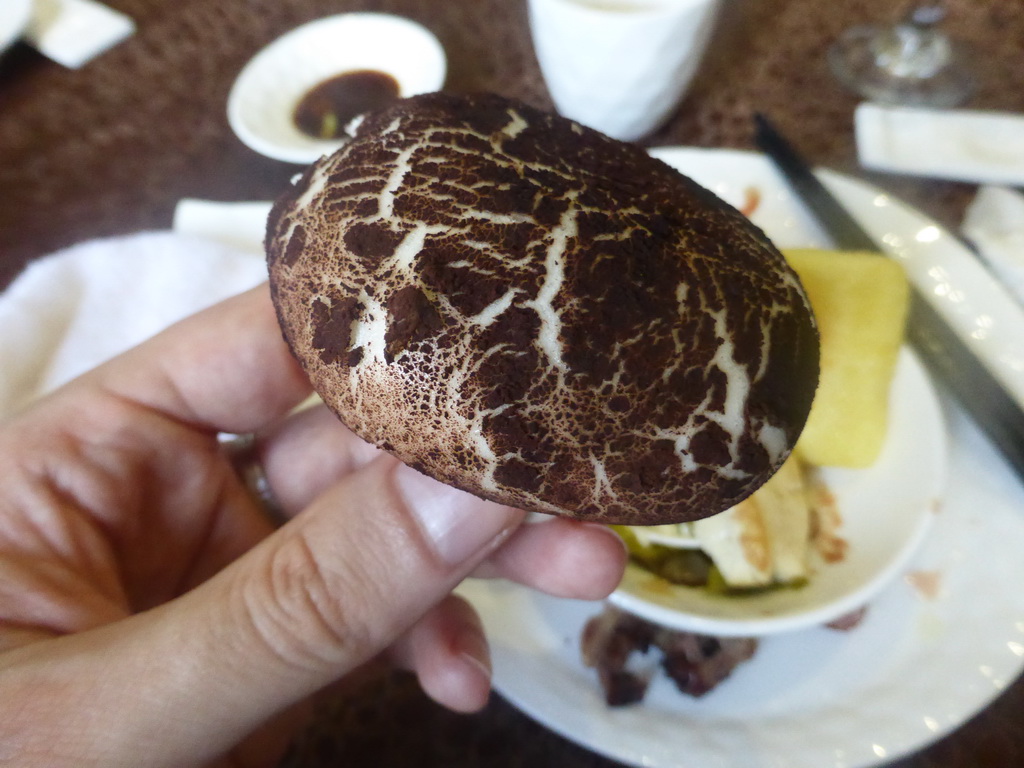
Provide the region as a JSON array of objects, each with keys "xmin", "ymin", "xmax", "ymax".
[{"xmin": 266, "ymin": 93, "xmax": 818, "ymax": 525}]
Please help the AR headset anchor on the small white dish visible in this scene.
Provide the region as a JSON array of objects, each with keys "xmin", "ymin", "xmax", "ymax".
[
  {"xmin": 608, "ymin": 347, "xmax": 946, "ymax": 636},
  {"xmin": 227, "ymin": 13, "xmax": 446, "ymax": 164},
  {"xmin": 0, "ymin": 0, "xmax": 32, "ymax": 56}
]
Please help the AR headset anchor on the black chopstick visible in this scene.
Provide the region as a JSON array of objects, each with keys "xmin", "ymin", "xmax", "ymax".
[{"xmin": 753, "ymin": 112, "xmax": 1024, "ymax": 480}]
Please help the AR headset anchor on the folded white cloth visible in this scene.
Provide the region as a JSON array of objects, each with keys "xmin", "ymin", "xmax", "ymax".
[
  {"xmin": 0, "ymin": 231, "xmax": 266, "ymax": 417},
  {"xmin": 962, "ymin": 186, "xmax": 1024, "ymax": 307},
  {"xmin": 24, "ymin": 0, "xmax": 135, "ymax": 69},
  {"xmin": 856, "ymin": 103, "xmax": 1024, "ymax": 186}
]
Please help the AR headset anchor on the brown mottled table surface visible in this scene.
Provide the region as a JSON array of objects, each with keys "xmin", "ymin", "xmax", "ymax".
[{"xmin": 2, "ymin": 0, "xmax": 1023, "ymax": 765}]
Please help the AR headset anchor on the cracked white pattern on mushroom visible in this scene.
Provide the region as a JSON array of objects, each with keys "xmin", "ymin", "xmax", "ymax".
[
  {"xmin": 267, "ymin": 93, "xmax": 819, "ymax": 524},
  {"xmin": 525, "ymin": 195, "xmax": 576, "ymax": 374}
]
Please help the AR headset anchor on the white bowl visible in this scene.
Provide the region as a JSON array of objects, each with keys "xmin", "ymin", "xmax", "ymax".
[
  {"xmin": 608, "ymin": 347, "xmax": 947, "ymax": 637},
  {"xmin": 227, "ymin": 13, "xmax": 446, "ymax": 164},
  {"xmin": 600, "ymin": 146, "xmax": 955, "ymax": 638},
  {"xmin": 0, "ymin": 0, "xmax": 32, "ymax": 56}
]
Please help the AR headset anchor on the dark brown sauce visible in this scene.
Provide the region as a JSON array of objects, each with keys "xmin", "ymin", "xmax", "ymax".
[{"xmin": 293, "ymin": 70, "xmax": 400, "ymax": 139}]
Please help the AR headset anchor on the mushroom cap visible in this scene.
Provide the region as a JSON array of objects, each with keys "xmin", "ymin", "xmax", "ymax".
[{"xmin": 266, "ymin": 93, "xmax": 819, "ymax": 525}]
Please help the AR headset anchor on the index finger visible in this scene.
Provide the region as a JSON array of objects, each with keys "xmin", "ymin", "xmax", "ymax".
[{"xmin": 85, "ymin": 284, "xmax": 314, "ymax": 435}]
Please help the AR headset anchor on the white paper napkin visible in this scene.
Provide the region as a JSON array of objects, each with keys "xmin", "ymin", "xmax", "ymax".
[
  {"xmin": 0, "ymin": 231, "xmax": 266, "ymax": 417},
  {"xmin": 24, "ymin": 0, "xmax": 135, "ymax": 69},
  {"xmin": 173, "ymin": 199, "xmax": 273, "ymax": 255},
  {"xmin": 856, "ymin": 103, "xmax": 1024, "ymax": 186},
  {"xmin": 962, "ymin": 185, "xmax": 1024, "ymax": 307},
  {"xmin": 0, "ymin": 0, "xmax": 33, "ymax": 55}
]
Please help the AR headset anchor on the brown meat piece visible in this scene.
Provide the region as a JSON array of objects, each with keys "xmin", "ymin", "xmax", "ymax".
[{"xmin": 581, "ymin": 605, "xmax": 759, "ymax": 706}]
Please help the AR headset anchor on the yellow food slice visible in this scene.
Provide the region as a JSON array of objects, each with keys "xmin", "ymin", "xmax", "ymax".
[
  {"xmin": 692, "ymin": 501, "xmax": 771, "ymax": 587},
  {"xmin": 692, "ymin": 455, "xmax": 810, "ymax": 587},
  {"xmin": 784, "ymin": 249, "xmax": 909, "ymax": 468},
  {"xmin": 754, "ymin": 455, "xmax": 811, "ymax": 583}
]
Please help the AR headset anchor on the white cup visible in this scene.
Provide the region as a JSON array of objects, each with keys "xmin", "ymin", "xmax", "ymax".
[{"xmin": 528, "ymin": 0, "xmax": 722, "ymax": 141}]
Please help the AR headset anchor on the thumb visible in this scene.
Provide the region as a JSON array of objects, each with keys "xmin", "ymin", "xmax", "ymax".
[
  {"xmin": 1, "ymin": 457, "xmax": 523, "ymax": 768},
  {"xmin": 209, "ymin": 455, "xmax": 525, "ymax": 700}
]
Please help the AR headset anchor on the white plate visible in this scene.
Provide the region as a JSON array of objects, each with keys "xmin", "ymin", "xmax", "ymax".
[
  {"xmin": 227, "ymin": 13, "xmax": 446, "ymax": 164},
  {"xmin": 459, "ymin": 149, "xmax": 1024, "ymax": 768},
  {"xmin": 0, "ymin": 0, "xmax": 32, "ymax": 55},
  {"xmin": 461, "ymin": 405, "xmax": 1024, "ymax": 768},
  {"xmin": 609, "ymin": 348, "xmax": 945, "ymax": 637}
]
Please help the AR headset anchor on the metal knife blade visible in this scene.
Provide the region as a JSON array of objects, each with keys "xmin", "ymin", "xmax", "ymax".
[{"xmin": 753, "ymin": 112, "xmax": 1024, "ymax": 478}]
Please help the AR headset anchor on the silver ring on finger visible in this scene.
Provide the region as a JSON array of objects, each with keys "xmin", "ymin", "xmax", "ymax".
[{"xmin": 221, "ymin": 433, "xmax": 288, "ymax": 528}]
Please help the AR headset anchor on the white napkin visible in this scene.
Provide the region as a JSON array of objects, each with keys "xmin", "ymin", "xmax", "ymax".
[
  {"xmin": 0, "ymin": 0, "xmax": 33, "ymax": 55},
  {"xmin": 0, "ymin": 231, "xmax": 267, "ymax": 418},
  {"xmin": 962, "ymin": 186, "xmax": 1024, "ymax": 308},
  {"xmin": 173, "ymin": 199, "xmax": 273, "ymax": 255},
  {"xmin": 855, "ymin": 103, "xmax": 1024, "ymax": 186},
  {"xmin": 24, "ymin": 0, "xmax": 135, "ymax": 69}
]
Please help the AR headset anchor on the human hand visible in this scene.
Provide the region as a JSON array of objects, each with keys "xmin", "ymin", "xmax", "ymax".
[{"xmin": 0, "ymin": 286, "xmax": 627, "ymax": 768}]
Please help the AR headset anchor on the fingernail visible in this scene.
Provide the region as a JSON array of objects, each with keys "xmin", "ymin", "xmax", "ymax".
[
  {"xmin": 394, "ymin": 464, "xmax": 523, "ymax": 565},
  {"xmin": 457, "ymin": 615, "xmax": 492, "ymax": 681}
]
